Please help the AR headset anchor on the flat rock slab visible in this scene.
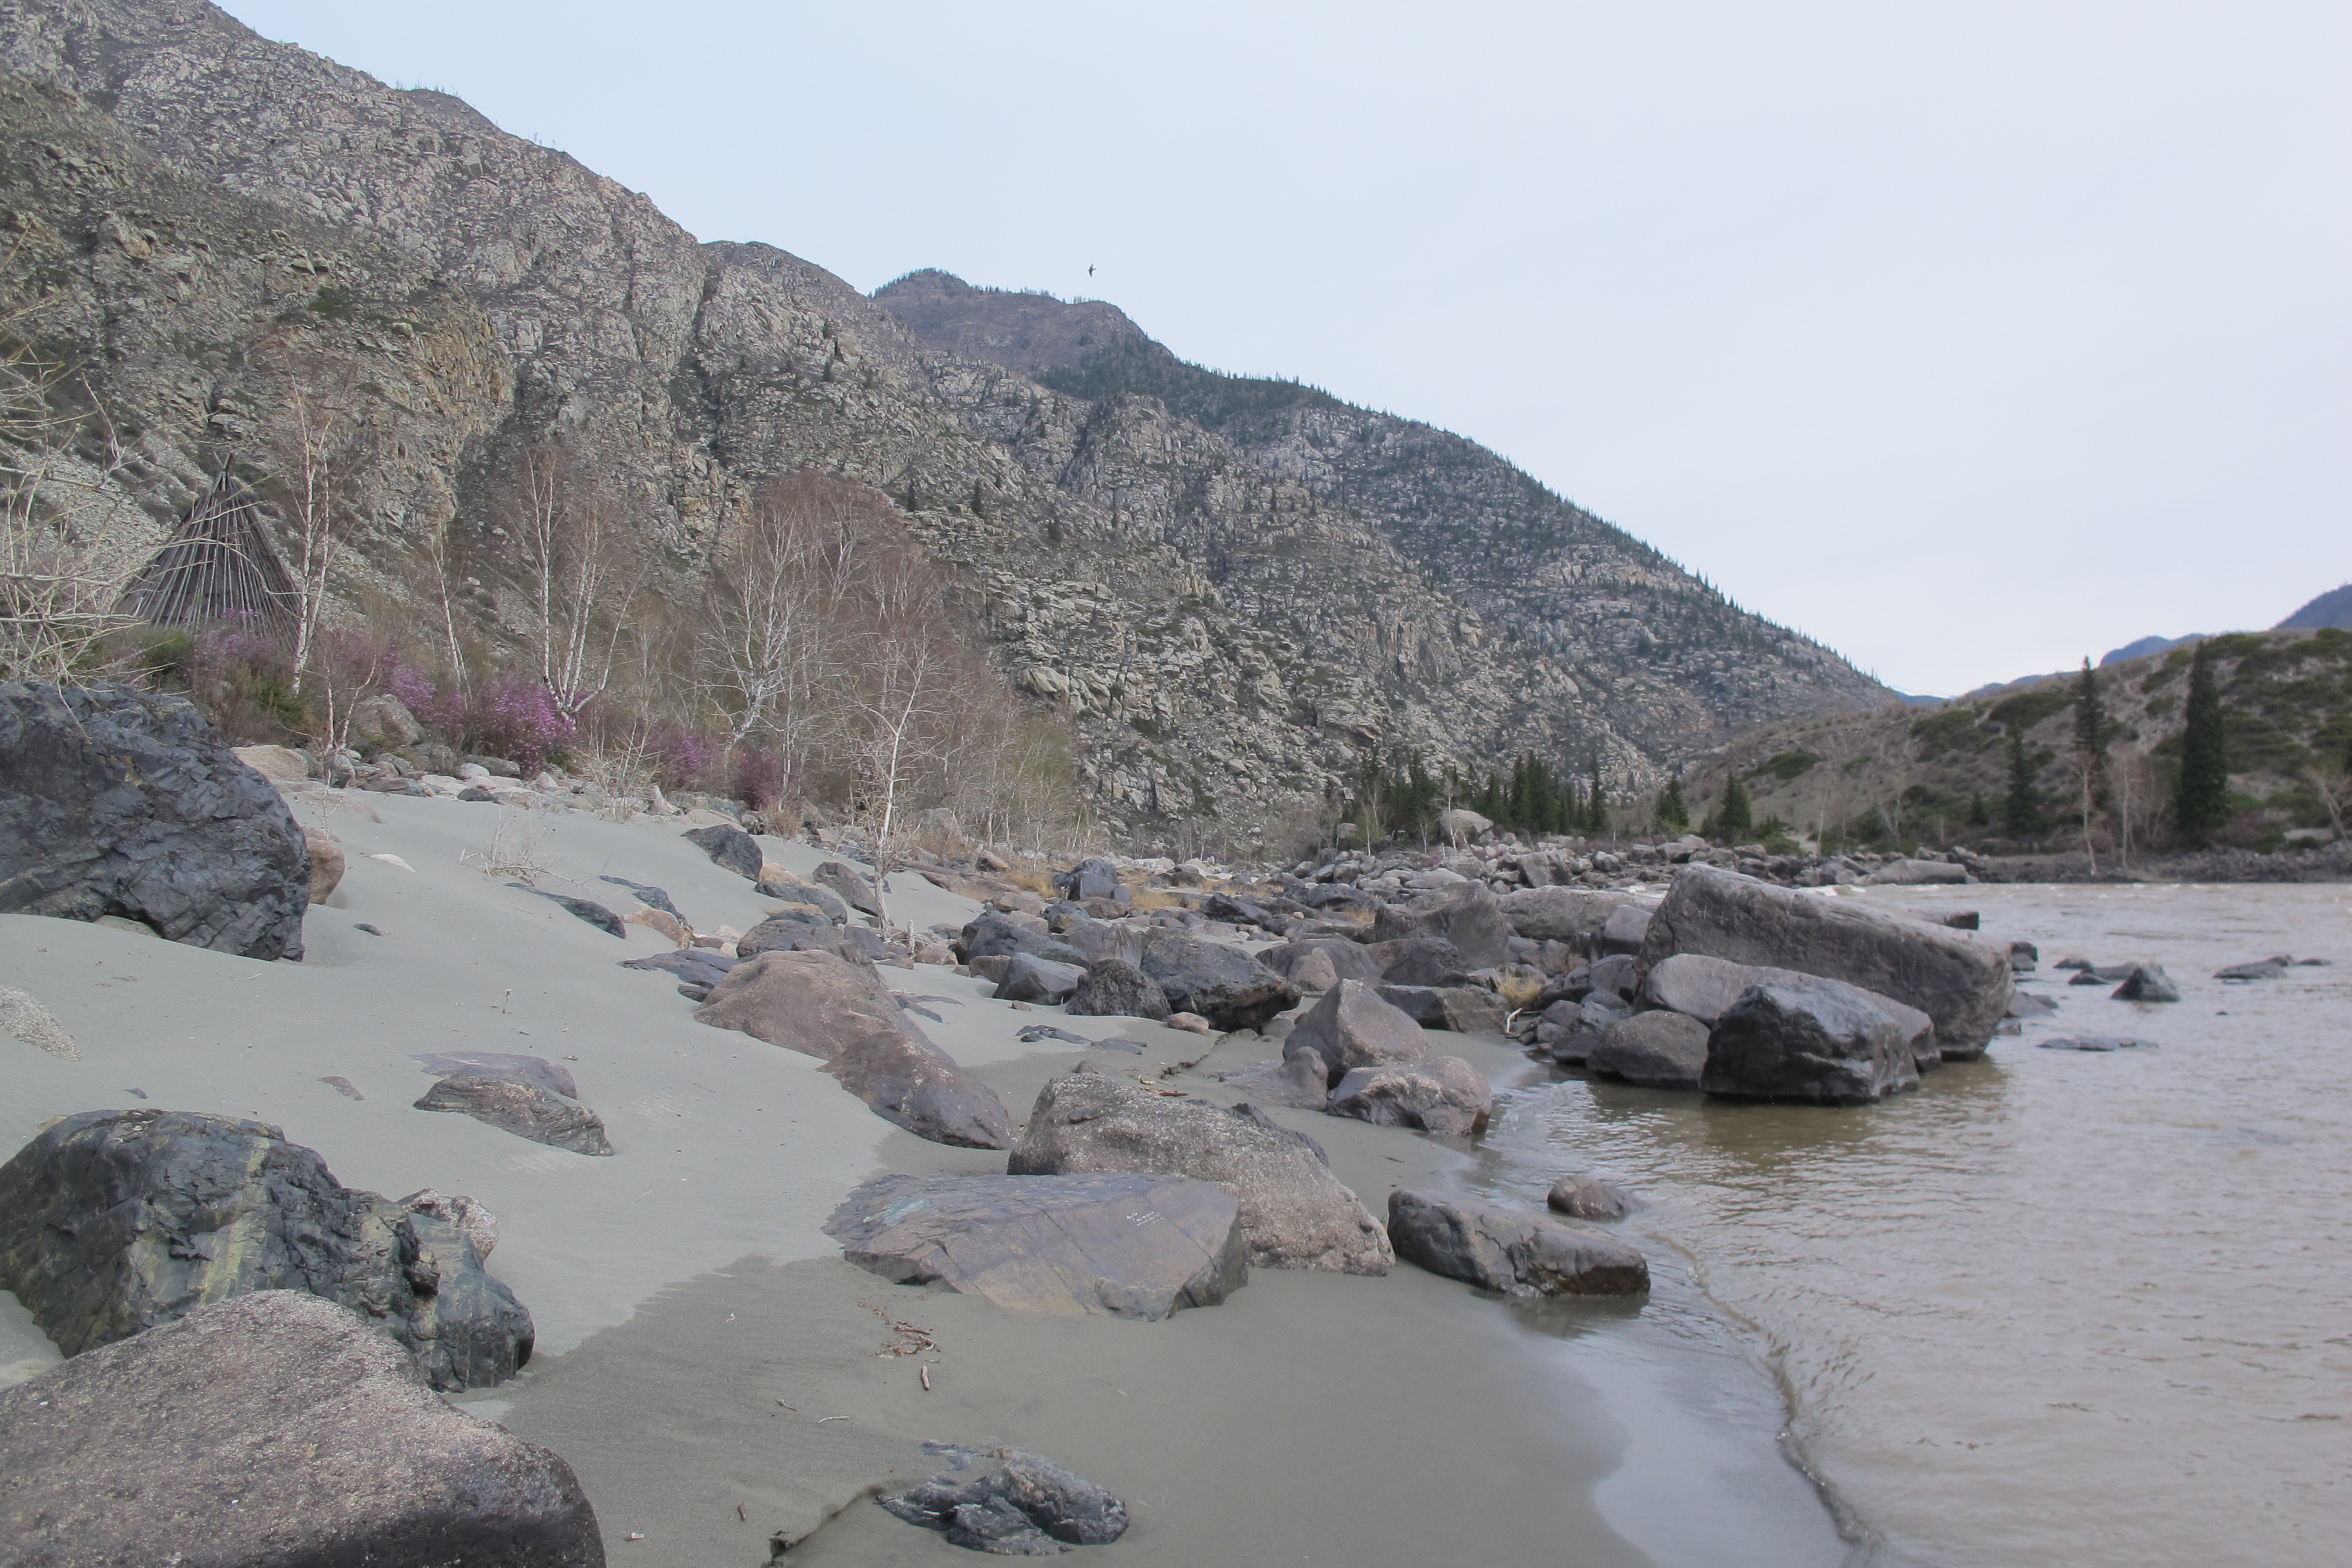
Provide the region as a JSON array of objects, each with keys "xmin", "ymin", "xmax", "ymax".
[
  {"xmin": 825, "ymin": 1173, "xmax": 1246, "ymax": 1320},
  {"xmin": 415, "ymin": 1075, "xmax": 614, "ymax": 1157},
  {"xmin": 411, "ymin": 1051, "xmax": 579, "ymax": 1099},
  {"xmin": 880, "ymin": 1442, "xmax": 1128, "ymax": 1554},
  {"xmin": 0, "ymin": 1291, "xmax": 602, "ymax": 1568},
  {"xmin": 1387, "ymin": 1189, "xmax": 1648, "ymax": 1297}
]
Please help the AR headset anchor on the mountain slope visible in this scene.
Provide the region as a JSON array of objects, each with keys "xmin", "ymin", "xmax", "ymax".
[
  {"xmin": 2278, "ymin": 585, "xmax": 2352, "ymax": 632},
  {"xmin": 2, "ymin": 0, "xmax": 1891, "ymax": 836}
]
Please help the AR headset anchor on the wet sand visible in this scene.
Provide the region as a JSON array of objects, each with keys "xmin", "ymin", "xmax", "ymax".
[{"xmin": 0, "ymin": 797, "xmax": 1850, "ymax": 1565}]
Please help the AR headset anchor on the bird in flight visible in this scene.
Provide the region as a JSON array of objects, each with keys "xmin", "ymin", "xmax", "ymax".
[{"xmin": 1088, "ymin": 264, "xmax": 1096, "ymax": 277}]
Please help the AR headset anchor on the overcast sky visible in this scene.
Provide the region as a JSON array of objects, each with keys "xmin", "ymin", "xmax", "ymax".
[{"xmin": 219, "ymin": 1, "xmax": 2350, "ymax": 696}]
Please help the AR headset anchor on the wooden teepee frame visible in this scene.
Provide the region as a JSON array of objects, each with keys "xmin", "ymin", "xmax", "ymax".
[{"xmin": 122, "ymin": 468, "xmax": 296, "ymax": 631}]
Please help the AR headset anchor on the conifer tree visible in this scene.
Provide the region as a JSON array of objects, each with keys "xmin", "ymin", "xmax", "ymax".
[
  {"xmin": 1655, "ymin": 774, "xmax": 1689, "ymax": 832},
  {"xmin": 2071, "ymin": 658, "xmax": 2112, "ymax": 865},
  {"xmin": 2003, "ymin": 727, "xmax": 2042, "ymax": 837},
  {"xmin": 1588, "ymin": 758, "xmax": 1607, "ymax": 834},
  {"xmin": 2174, "ymin": 640, "xmax": 2230, "ymax": 845},
  {"xmin": 1718, "ymin": 775, "xmax": 1754, "ymax": 838}
]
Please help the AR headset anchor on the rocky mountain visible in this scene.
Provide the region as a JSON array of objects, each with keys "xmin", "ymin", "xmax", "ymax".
[
  {"xmin": 1, "ymin": 0, "xmax": 1892, "ymax": 836},
  {"xmin": 2278, "ymin": 585, "xmax": 2352, "ymax": 633}
]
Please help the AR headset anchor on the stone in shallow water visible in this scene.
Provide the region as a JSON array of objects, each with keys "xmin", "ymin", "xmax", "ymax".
[
  {"xmin": 825, "ymin": 1172, "xmax": 1246, "ymax": 1320},
  {"xmin": 1387, "ymin": 1188, "xmax": 1648, "ymax": 1297},
  {"xmin": 2037, "ymin": 1036, "xmax": 2160, "ymax": 1052},
  {"xmin": 2111, "ymin": 965, "xmax": 2181, "ymax": 1003}
]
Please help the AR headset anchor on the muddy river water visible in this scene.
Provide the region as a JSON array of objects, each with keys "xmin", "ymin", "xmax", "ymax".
[{"xmin": 1476, "ymin": 881, "xmax": 2352, "ymax": 1567}]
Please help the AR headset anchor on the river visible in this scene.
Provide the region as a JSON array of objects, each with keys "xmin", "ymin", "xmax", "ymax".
[{"xmin": 1476, "ymin": 881, "xmax": 2352, "ymax": 1567}]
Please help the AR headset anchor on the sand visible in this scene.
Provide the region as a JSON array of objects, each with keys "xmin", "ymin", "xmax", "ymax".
[{"xmin": 0, "ymin": 794, "xmax": 1845, "ymax": 1565}]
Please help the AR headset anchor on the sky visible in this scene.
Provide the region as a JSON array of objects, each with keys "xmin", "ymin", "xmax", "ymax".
[{"xmin": 216, "ymin": 1, "xmax": 2351, "ymax": 696}]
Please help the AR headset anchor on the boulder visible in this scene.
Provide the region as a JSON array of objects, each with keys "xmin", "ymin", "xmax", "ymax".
[
  {"xmin": 1286, "ymin": 979, "xmax": 1431, "ymax": 1085},
  {"xmin": 1056, "ymin": 856, "xmax": 1126, "ymax": 904},
  {"xmin": 1864, "ymin": 858, "xmax": 1970, "ymax": 885},
  {"xmin": 2112, "ymin": 965, "xmax": 2182, "ymax": 1003},
  {"xmin": 1598, "ymin": 903, "xmax": 1653, "ymax": 956},
  {"xmin": 1701, "ymin": 978, "xmax": 1923, "ymax": 1105},
  {"xmin": 880, "ymin": 1445, "xmax": 1127, "ymax": 1554},
  {"xmin": 1260, "ymin": 937, "xmax": 1386, "ymax": 986},
  {"xmin": 411, "ymin": 1051, "xmax": 580, "ymax": 1099},
  {"xmin": 1369, "ymin": 935, "xmax": 1472, "ymax": 986},
  {"xmin": 2010, "ymin": 940, "xmax": 2040, "ymax": 973},
  {"xmin": 1328, "ymin": 1055, "xmax": 1493, "ymax": 1135},
  {"xmin": 1386, "ymin": 1189, "xmax": 1649, "ymax": 1297},
  {"xmin": 233, "ymin": 743, "xmax": 311, "ymax": 781},
  {"xmin": 692, "ymin": 949, "xmax": 907, "ymax": 1058},
  {"xmin": 1437, "ymin": 807, "xmax": 1493, "ymax": 843},
  {"xmin": 681, "ymin": 822, "xmax": 764, "ymax": 879},
  {"xmin": 1377, "ymin": 983, "xmax": 1509, "ymax": 1034},
  {"xmin": 1009, "ymin": 1073, "xmax": 1391, "ymax": 1273},
  {"xmin": 959, "ymin": 910, "xmax": 1088, "ymax": 967},
  {"xmin": 813, "ymin": 859, "xmax": 883, "ymax": 917},
  {"xmin": 825, "ymin": 1028, "xmax": 1015, "ymax": 1149},
  {"xmin": 1639, "ymin": 865, "xmax": 2012, "ymax": 1057},
  {"xmin": 348, "ymin": 692, "xmax": 424, "ymax": 750},
  {"xmin": 1586, "ymin": 953, "xmax": 1640, "ymax": 999},
  {"xmin": 1371, "ymin": 883, "xmax": 1513, "ymax": 968},
  {"xmin": 2216, "ymin": 957, "xmax": 2290, "ymax": 981},
  {"xmin": 1216, "ymin": 1046, "xmax": 1333, "ymax": 1110},
  {"xmin": 754, "ymin": 878, "xmax": 852, "ymax": 924},
  {"xmin": 511, "ymin": 883, "xmax": 625, "ymax": 939},
  {"xmin": 1939, "ymin": 910, "xmax": 1982, "ymax": 930},
  {"xmin": 2007, "ymin": 990, "xmax": 2059, "ymax": 1017},
  {"xmin": 994, "ymin": 952, "xmax": 1087, "ymax": 1003},
  {"xmin": 1063, "ymin": 958, "xmax": 1171, "ymax": 1020},
  {"xmin": 1642, "ymin": 952, "xmax": 1941, "ymax": 1073},
  {"xmin": 1586, "ymin": 1011, "xmax": 1712, "ymax": 1090},
  {"xmin": 0, "ymin": 1291, "xmax": 600, "ymax": 1568},
  {"xmin": 0, "ymin": 681, "xmax": 310, "ymax": 959},
  {"xmin": 0, "ymin": 1110, "xmax": 532, "ymax": 1390},
  {"xmin": 414, "ymin": 1075, "xmax": 614, "ymax": 1157},
  {"xmin": 1536, "ymin": 992, "xmax": 1629, "ymax": 1066},
  {"xmin": 1548, "ymin": 1173, "xmax": 1639, "ymax": 1221},
  {"xmin": 1053, "ymin": 914, "xmax": 1148, "ymax": 967},
  {"xmin": 1137, "ymin": 930, "xmax": 1300, "ymax": 1031},
  {"xmin": 302, "ymin": 825, "xmax": 346, "ymax": 905},
  {"xmin": 736, "ymin": 914, "xmax": 877, "ymax": 970},
  {"xmin": 825, "ymin": 1171, "xmax": 1243, "ymax": 1318},
  {"xmin": 1495, "ymin": 886, "xmax": 1632, "ymax": 947}
]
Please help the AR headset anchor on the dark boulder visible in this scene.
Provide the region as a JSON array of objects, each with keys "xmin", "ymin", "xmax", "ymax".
[
  {"xmin": 1010, "ymin": 1072, "xmax": 1391, "ymax": 1273},
  {"xmin": 959, "ymin": 910, "xmax": 1088, "ymax": 967},
  {"xmin": 1137, "ymin": 930, "xmax": 1300, "ymax": 1031},
  {"xmin": 692, "ymin": 949, "xmax": 907, "ymax": 1058},
  {"xmin": 1701, "ymin": 979, "xmax": 1923, "ymax": 1105},
  {"xmin": 1534, "ymin": 992, "xmax": 1630, "ymax": 1066},
  {"xmin": 1056, "ymin": 856, "xmax": 1126, "ymax": 904},
  {"xmin": 1585, "ymin": 953, "xmax": 1640, "ymax": 999},
  {"xmin": 1053, "ymin": 914, "xmax": 1147, "ymax": 967},
  {"xmin": 1063, "ymin": 958, "xmax": 1171, "ymax": 1020},
  {"xmin": 2010, "ymin": 940, "xmax": 2040, "ymax": 973},
  {"xmin": 1586, "ymin": 1011, "xmax": 1712, "ymax": 1090},
  {"xmin": 2112, "ymin": 965, "xmax": 2182, "ymax": 1003},
  {"xmin": 1260, "ymin": 937, "xmax": 1386, "ymax": 985},
  {"xmin": 994, "ymin": 952, "xmax": 1087, "ymax": 1003},
  {"xmin": 410, "ymin": 1051, "xmax": 579, "ymax": 1099},
  {"xmin": 1328, "ymin": 1055, "xmax": 1493, "ymax": 1136},
  {"xmin": 414, "ymin": 1076, "xmax": 614, "ymax": 1157},
  {"xmin": 1386, "ymin": 1189, "xmax": 1648, "ymax": 1297},
  {"xmin": 1598, "ymin": 904, "xmax": 1653, "ymax": 956},
  {"xmin": 0, "ymin": 1291, "xmax": 601, "ymax": 1568},
  {"xmin": 0, "ymin": 681, "xmax": 309, "ymax": 959},
  {"xmin": 736, "ymin": 916, "xmax": 878, "ymax": 970},
  {"xmin": 1286, "ymin": 979, "xmax": 1429, "ymax": 1085},
  {"xmin": 2215, "ymin": 957, "xmax": 2291, "ymax": 981},
  {"xmin": 826, "ymin": 1171, "xmax": 1242, "ymax": 1318},
  {"xmin": 1548, "ymin": 1173, "xmax": 1640, "ymax": 1221},
  {"xmin": 1642, "ymin": 954, "xmax": 1941, "ymax": 1073},
  {"xmin": 0, "ymin": 1110, "xmax": 532, "ymax": 1389},
  {"xmin": 824, "ymin": 1029, "xmax": 1014, "ymax": 1150},
  {"xmin": 1377, "ymin": 983, "xmax": 1509, "ymax": 1034},
  {"xmin": 1369, "ymin": 935, "xmax": 1472, "ymax": 986},
  {"xmin": 621, "ymin": 948, "xmax": 738, "ymax": 990},
  {"xmin": 509, "ymin": 883, "xmax": 625, "ymax": 938},
  {"xmin": 1494, "ymin": 886, "xmax": 1633, "ymax": 948},
  {"xmin": 880, "ymin": 1444, "xmax": 1127, "ymax": 1554},
  {"xmin": 682, "ymin": 822, "xmax": 763, "ymax": 879},
  {"xmin": 1371, "ymin": 883, "xmax": 1513, "ymax": 968},
  {"xmin": 813, "ymin": 859, "xmax": 883, "ymax": 917},
  {"xmin": 756, "ymin": 879, "xmax": 852, "ymax": 923},
  {"xmin": 1639, "ymin": 865, "xmax": 2012, "ymax": 1058}
]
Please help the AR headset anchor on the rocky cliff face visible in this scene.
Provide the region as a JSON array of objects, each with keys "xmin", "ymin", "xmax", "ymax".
[{"xmin": 1, "ymin": 0, "xmax": 1892, "ymax": 835}]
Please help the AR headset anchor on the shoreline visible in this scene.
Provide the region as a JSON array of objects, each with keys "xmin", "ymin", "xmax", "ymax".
[{"xmin": 0, "ymin": 797, "xmax": 1853, "ymax": 1564}]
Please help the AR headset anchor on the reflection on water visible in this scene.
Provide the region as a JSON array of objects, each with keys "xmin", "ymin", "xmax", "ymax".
[{"xmin": 1479, "ymin": 883, "xmax": 2352, "ymax": 1568}]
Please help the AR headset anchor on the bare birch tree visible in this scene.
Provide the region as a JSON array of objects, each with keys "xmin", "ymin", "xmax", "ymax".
[
  {"xmin": 0, "ymin": 318, "xmax": 135, "ymax": 682},
  {"xmin": 509, "ymin": 442, "xmax": 645, "ymax": 721},
  {"xmin": 262, "ymin": 348, "xmax": 369, "ymax": 696}
]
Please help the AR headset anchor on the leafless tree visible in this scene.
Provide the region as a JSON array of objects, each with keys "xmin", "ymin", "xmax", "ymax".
[
  {"xmin": 509, "ymin": 442, "xmax": 645, "ymax": 721},
  {"xmin": 699, "ymin": 474, "xmax": 848, "ymax": 753},
  {"xmin": 262, "ymin": 347, "xmax": 370, "ymax": 697}
]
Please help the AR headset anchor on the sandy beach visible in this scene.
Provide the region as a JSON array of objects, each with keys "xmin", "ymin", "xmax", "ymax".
[{"xmin": 0, "ymin": 792, "xmax": 1853, "ymax": 1565}]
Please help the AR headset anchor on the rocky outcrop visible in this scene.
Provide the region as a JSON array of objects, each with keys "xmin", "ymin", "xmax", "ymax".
[
  {"xmin": 0, "ymin": 1291, "xmax": 603, "ymax": 1568},
  {"xmin": 1638, "ymin": 865, "xmax": 2012, "ymax": 1057},
  {"xmin": 825, "ymin": 1172, "xmax": 1244, "ymax": 1319},
  {"xmin": 1009, "ymin": 1072, "xmax": 1391, "ymax": 1274},
  {"xmin": 879, "ymin": 1444, "xmax": 1128, "ymax": 1554},
  {"xmin": 1136, "ymin": 931, "xmax": 1300, "ymax": 1031},
  {"xmin": 0, "ymin": 1110, "xmax": 532, "ymax": 1390},
  {"xmin": 0, "ymin": 682, "xmax": 309, "ymax": 959},
  {"xmin": 1386, "ymin": 1189, "xmax": 1649, "ymax": 1297},
  {"xmin": 1701, "ymin": 979, "xmax": 1923, "ymax": 1105}
]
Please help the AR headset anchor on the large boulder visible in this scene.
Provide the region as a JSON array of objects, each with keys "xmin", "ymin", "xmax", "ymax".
[
  {"xmin": 1598, "ymin": 904, "xmax": 1652, "ymax": 956},
  {"xmin": 1586, "ymin": 1011, "xmax": 1712, "ymax": 1090},
  {"xmin": 1368, "ymin": 935, "xmax": 1472, "ymax": 986},
  {"xmin": 1055, "ymin": 856, "xmax": 1126, "ymax": 904},
  {"xmin": 1865, "ymin": 858, "xmax": 1970, "ymax": 885},
  {"xmin": 824, "ymin": 1029, "xmax": 1015, "ymax": 1149},
  {"xmin": 1053, "ymin": 914, "xmax": 1147, "ymax": 967},
  {"xmin": 825, "ymin": 1172, "xmax": 1244, "ymax": 1318},
  {"xmin": 1386, "ymin": 1190, "xmax": 1649, "ymax": 1297},
  {"xmin": 0, "ymin": 681, "xmax": 310, "ymax": 959},
  {"xmin": 812, "ymin": 859, "xmax": 883, "ymax": 918},
  {"xmin": 1371, "ymin": 883, "xmax": 1513, "ymax": 968},
  {"xmin": 1701, "ymin": 978, "xmax": 1923, "ymax": 1105},
  {"xmin": 692, "ymin": 948, "xmax": 906, "ymax": 1058},
  {"xmin": 681, "ymin": 822, "xmax": 763, "ymax": 879},
  {"xmin": 880, "ymin": 1445, "xmax": 1127, "ymax": 1554},
  {"xmin": 993, "ymin": 952, "xmax": 1086, "ymax": 1003},
  {"xmin": 1010, "ymin": 1072, "xmax": 1391, "ymax": 1274},
  {"xmin": 736, "ymin": 916, "xmax": 876, "ymax": 970},
  {"xmin": 1216, "ymin": 1046, "xmax": 1333, "ymax": 1110},
  {"xmin": 1259, "ymin": 937, "xmax": 1386, "ymax": 986},
  {"xmin": 1328, "ymin": 1055, "xmax": 1493, "ymax": 1136},
  {"xmin": 1063, "ymin": 957, "xmax": 1171, "ymax": 1019},
  {"xmin": 1137, "ymin": 930, "xmax": 1300, "ymax": 1031},
  {"xmin": 1286, "ymin": 979, "xmax": 1430, "ymax": 1086},
  {"xmin": 0, "ymin": 1110, "xmax": 532, "ymax": 1390},
  {"xmin": 1638, "ymin": 865, "xmax": 2013, "ymax": 1057},
  {"xmin": 1377, "ymin": 983, "xmax": 1509, "ymax": 1034},
  {"xmin": 1496, "ymin": 887, "xmax": 1633, "ymax": 948},
  {"xmin": 959, "ymin": 910, "xmax": 1088, "ymax": 967},
  {"xmin": 347, "ymin": 691, "xmax": 425, "ymax": 750},
  {"xmin": 1642, "ymin": 952, "xmax": 1941, "ymax": 1074},
  {"xmin": 0, "ymin": 1291, "xmax": 602, "ymax": 1568}
]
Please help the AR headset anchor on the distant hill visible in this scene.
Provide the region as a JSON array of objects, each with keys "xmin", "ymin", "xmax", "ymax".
[
  {"xmin": 2101, "ymin": 634, "xmax": 2202, "ymax": 667},
  {"xmin": 2278, "ymin": 585, "xmax": 2352, "ymax": 632}
]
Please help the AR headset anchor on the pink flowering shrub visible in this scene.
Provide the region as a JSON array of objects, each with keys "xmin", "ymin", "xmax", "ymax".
[{"xmin": 390, "ymin": 667, "xmax": 577, "ymax": 775}]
